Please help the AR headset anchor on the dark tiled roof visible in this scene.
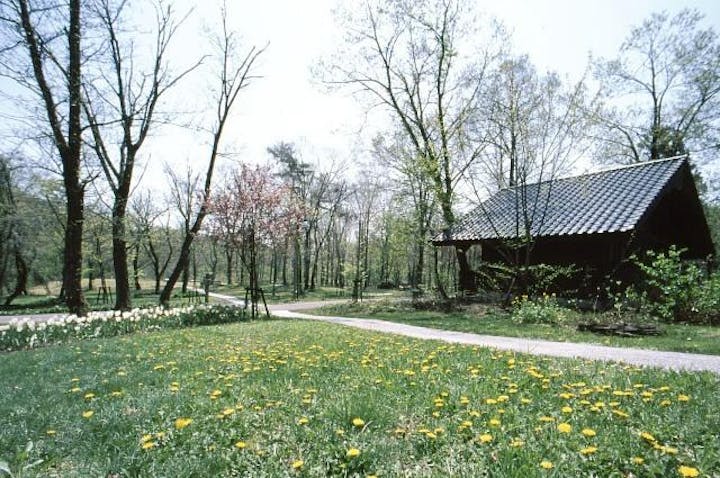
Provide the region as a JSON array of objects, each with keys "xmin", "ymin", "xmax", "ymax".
[{"xmin": 435, "ymin": 157, "xmax": 687, "ymax": 243}]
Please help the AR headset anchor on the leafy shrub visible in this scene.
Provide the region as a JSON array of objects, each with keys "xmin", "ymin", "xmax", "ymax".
[
  {"xmin": 510, "ymin": 294, "xmax": 570, "ymax": 325},
  {"xmin": 477, "ymin": 262, "xmax": 581, "ymax": 297},
  {"xmin": 0, "ymin": 305, "xmax": 250, "ymax": 352},
  {"xmin": 524, "ymin": 264, "xmax": 581, "ymax": 296},
  {"xmin": 630, "ymin": 246, "xmax": 719, "ymax": 324}
]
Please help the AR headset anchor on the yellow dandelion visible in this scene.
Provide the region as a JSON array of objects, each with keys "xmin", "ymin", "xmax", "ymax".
[
  {"xmin": 658, "ymin": 445, "xmax": 678, "ymax": 455},
  {"xmin": 580, "ymin": 446, "xmax": 597, "ymax": 455},
  {"xmin": 539, "ymin": 416, "xmax": 554, "ymax": 423},
  {"xmin": 540, "ymin": 460, "xmax": 553, "ymax": 470},
  {"xmin": 425, "ymin": 432, "xmax": 437, "ymax": 439},
  {"xmin": 174, "ymin": 417, "xmax": 192, "ymax": 429},
  {"xmin": 557, "ymin": 422, "xmax": 572, "ymax": 433},
  {"xmin": 84, "ymin": 392, "xmax": 95, "ymax": 400},
  {"xmin": 678, "ymin": 465, "xmax": 699, "ymax": 477},
  {"xmin": 141, "ymin": 434, "xmax": 153, "ymax": 443},
  {"xmin": 677, "ymin": 394, "xmax": 690, "ymax": 402},
  {"xmin": 352, "ymin": 417, "xmax": 365, "ymax": 427},
  {"xmin": 346, "ymin": 447, "xmax": 361, "ymax": 459},
  {"xmin": 509, "ymin": 438, "xmax": 524, "ymax": 447},
  {"xmin": 632, "ymin": 456, "xmax": 644, "ymax": 465},
  {"xmin": 561, "ymin": 406, "xmax": 573, "ymax": 414},
  {"xmin": 46, "ymin": 430, "xmax": 57, "ymax": 436},
  {"xmin": 581, "ymin": 428, "xmax": 596, "ymax": 437},
  {"xmin": 489, "ymin": 418, "xmax": 501, "ymax": 427},
  {"xmin": 478, "ymin": 433, "xmax": 493, "ymax": 443},
  {"xmin": 234, "ymin": 441, "xmax": 247, "ymax": 449},
  {"xmin": 640, "ymin": 431, "xmax": 656, "ymax": 443},
  {"xmin": 82, "ymin": 410, "xmax": 94, "ymax": 419},
  {"xmin": 142, "ymin": 441, "xmax": 156, "ymax": 450},
  {"xmin": 298, "ymin": 417, "xmax": 309, "ymax": 425},
  {"xmin": 612, "ymin": 409, "xmax": 629, "ymax": 418},
  {"xmin": 292, "ymin": 460, "xmax": 304, "ymax": 470}
]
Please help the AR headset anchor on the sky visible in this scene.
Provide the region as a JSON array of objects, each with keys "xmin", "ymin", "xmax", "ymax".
[
  {"xmin": 2, "ymin": 0, "xmax": 720, "ymax": 194},
  {"xmin": 141, "ymin": 0, "xmax": 720, "ymax": 190}
]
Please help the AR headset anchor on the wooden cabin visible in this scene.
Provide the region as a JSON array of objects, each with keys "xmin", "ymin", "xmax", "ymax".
[{"xmin": 432, "ymin": 157, "xmax": 715, "ymax": 294}]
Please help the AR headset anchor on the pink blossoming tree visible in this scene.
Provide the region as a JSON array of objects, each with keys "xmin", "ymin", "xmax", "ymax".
[{"xmin": 209, "ymin": 164, "xmax": 302, "ymax": 317}]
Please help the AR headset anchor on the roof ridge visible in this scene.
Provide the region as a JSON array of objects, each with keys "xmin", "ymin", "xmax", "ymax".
[{"xmin": 499, "ymin": 155, "xmax": 688, "ymax": 192}]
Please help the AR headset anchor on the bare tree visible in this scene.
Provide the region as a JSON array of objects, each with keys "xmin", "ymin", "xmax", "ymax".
[
  {"xmin": 1, "ymin": 0, "xmax": 88, "ymax": 314},
  {"xmin": 325, "ymin": 0, "xmax": 508, "ymax": 298},
  {"xmin": 325, "ymin": 0, "xmax": 503, "ymax": 231},
  {"xmin": 464, "ymin": 55, "xmax": 593, "ymax": 294},
  {"xmin": 592, "ymin": 9, "xmax": 720, "ymax": 164},
  {"xmin": 130, "ymin": 191, "xmax": 172, "ymax": 294},
  {"xmin": 82, "ymin": 0, "xmax": 202, "ymax": 310},
  {"xmin": 165, "ymin": 163, "xmax": 200, "ymax": 294},
  {"xmin": 372, "ymin": 132, "xmax": 435, "ymax": 287},
  {"xmin": 159, "ymin": 4, "xmax": 265, "ymax": 307}
]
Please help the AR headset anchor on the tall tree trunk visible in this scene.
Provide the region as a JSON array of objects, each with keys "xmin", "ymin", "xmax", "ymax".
[
  {"xmin": 225, "ymin": 245, "xmax": 233, "ymax": 285},
  {"xmin": 112, "ymin": 197, "xmax": 131, "ymax": 310},
  {"xmin": 414, "ymin": 242, "xmax": 425, "ymax": 287},
  {"xmin": 303, "ymin": 227, "xmax": 311, "ymax": 290},
  {"xmin": 87, "ymin": 256, "xmax": 94, "ymax": 291},
  {"xmin": 4, "ymin": 249, "xmax": 28, "ymax": 306},
  {"xmin": 281, "ymin": 236, "xmax": 288, "ymax": 285},
  {"xmin": 181, "ymin": 253, "xmax": 190, "ymax": 293},
  {"xmin": 152, "ymin": 262, "xmax": 161, "ymax": 294},
  {"xmin": 133, "ymin": 243, "xmax": 141, "ymax": 290},
  {"xmin": 63, "ymin": 181, "xmax": 87, "ymax": 314}
]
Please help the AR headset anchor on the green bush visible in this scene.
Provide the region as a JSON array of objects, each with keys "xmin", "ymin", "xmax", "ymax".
[
  {"xmin": 510, "ymin": 294, "xmax": 570, "ymax": 325},
  {"xmin": 630, "ymin": 246, "xmax": 719, "ymax": 324}
]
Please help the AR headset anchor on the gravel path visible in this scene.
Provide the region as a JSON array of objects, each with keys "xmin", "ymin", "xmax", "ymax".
[
  {"xmin": 4, "ymin": 293, "xmax": 719, "ymax": 375},
  {"xmin": 272, "ymin": 309, "xmax": 720, "ymax": 375}
]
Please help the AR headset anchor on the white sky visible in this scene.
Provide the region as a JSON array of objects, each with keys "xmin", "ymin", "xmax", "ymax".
[
  {"xmin": 142, "ymin": 0, "xmax": 720, "ymax": 190},
  {"xmin": 2, "ymin": 0, "xmax": 720, "ymax": 194}
]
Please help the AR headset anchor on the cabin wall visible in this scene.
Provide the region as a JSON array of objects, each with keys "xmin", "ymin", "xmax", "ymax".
[
  {"xmin": 636, "ymin": 171, "xmax": 715, "ymax": 258},
  {"xmin": 478, "ymin": 232, "xmax": 634, "ymax": 293}
]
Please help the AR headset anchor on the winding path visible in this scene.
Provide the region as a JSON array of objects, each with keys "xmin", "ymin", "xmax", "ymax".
[
  {"xmin": 268, "ymin": 304, "xmax": 720, "ymax": 376},
  {"xmin": 3, "ymin": 292, "xmax": 719, "ymax": 375}
]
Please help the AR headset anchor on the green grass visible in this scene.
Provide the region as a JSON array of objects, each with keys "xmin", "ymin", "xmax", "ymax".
[
  {"xmin": 0, "ymin": 290, "xmax": 212, "ymax": 316},
  {"xmin": 1, "ymin": 320, "xmax": 718, "ymax": 477},
  {"xmin": 308, "ymin": 301, "xmax": 720, "ymax": 356},
  {"xmin": 212, "ymin": 284, "xmax": 402, "ymax": 304}
]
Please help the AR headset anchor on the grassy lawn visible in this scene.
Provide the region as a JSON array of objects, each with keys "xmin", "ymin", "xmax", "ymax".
[
  {"xmin": 0, "ymin": 290, "xmax": 213, "ymax": 316},
  {"xmin": 1, "ymin": 320, "xmax": 718, "ymax": 477},
  {"xmin": 308, "ymin": 301, "xmax": 720, "ymax": 356},
  {"xmin": 212, "ymin": 284, "xmax": 403, "ymax": 304}
]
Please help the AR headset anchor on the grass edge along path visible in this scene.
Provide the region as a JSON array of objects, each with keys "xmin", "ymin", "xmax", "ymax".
[
  {"xmin": 302, "ymin": 302, "xmax": 720, "ymax": 356},
  {"xmin": 274, "ymin": 310, "xmax": 720, "ymax": 375}
]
